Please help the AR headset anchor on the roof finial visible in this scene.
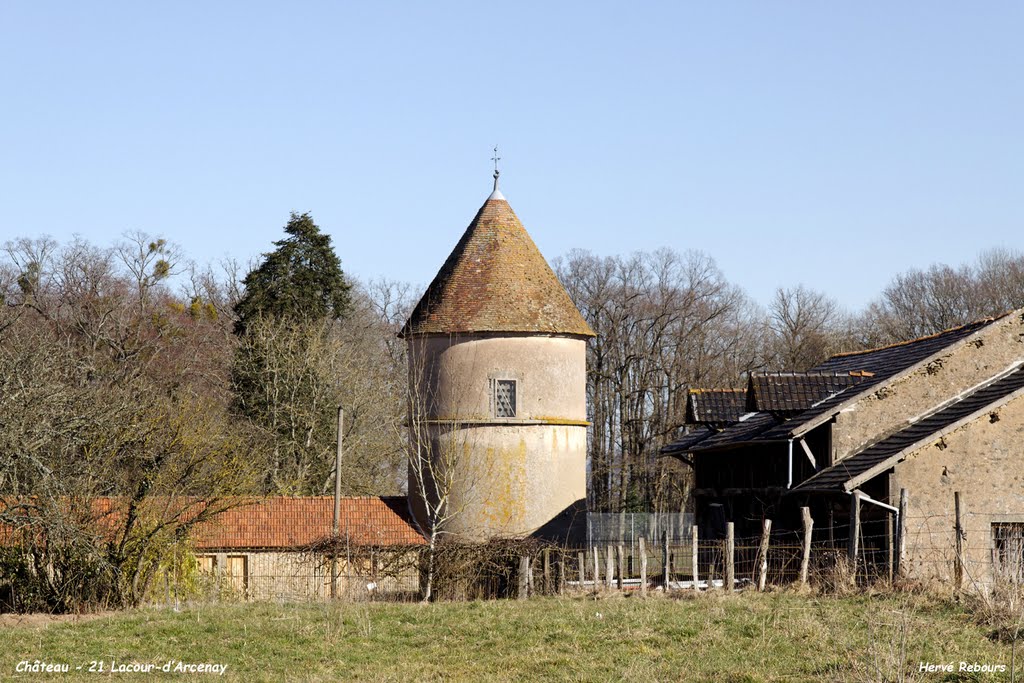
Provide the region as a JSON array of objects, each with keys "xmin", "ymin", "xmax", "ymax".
[{"xmin": 491, "ymin": 145, "xmax": 501, "ymax": 192}]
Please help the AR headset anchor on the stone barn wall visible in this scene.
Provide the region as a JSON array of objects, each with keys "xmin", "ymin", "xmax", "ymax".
[
  {"xmin": 832, "ymin": 312, "xmax": 1024, "ymax": 463},
  {"xmin": 890, "ymin": 389, "xmax": 1024, "ymax": 587},
  {"xmin": 193, "ymin": 549, "xmax": 420, "ymax": 601}
]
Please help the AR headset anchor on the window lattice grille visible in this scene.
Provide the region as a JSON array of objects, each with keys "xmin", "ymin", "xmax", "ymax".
[{"xmin": 495, "ymin": 380, "xmax": 516, "ymax": 418}]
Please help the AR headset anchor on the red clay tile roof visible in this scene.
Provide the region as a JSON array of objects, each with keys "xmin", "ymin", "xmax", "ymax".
[
  {"xmin": 1, "ymin": 497, "xmax": 424, "ymax": 550},
  {"xmin": 0, "ymin": 496, "xmax": 209, "ymax": 545},
  {"xmin": 190, "ymin": 496, "xmax": 425, "ymax": 550},
  {"xmin": 400, "ymin": 196, "xmax": 595, "ymax": 337}
]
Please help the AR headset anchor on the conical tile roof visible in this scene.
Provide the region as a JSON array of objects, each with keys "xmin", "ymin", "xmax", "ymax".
[{"xmin": 401, "ymin": 194, "xmax": 595, "ymax": 337}]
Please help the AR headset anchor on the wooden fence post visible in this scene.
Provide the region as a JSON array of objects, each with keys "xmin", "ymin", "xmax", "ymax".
[
  {"xmin": 954, "ymin": 491, "xmax": 963, "ymax": 591},
  {"xmin": 543, "ymin": 548, "xmax": 551, "ymax": 595},
  {"xmin": 725, "ymin": 522, "xmax": 735, "ymax": 592},
  {"xmin": 897, "ymin": 488, "xmax": 908, "ymax": 578},
  {"xmin": 757, "ymin": 519, "xmax": 772, "ymax": 591},
  {"xmin": 639, "ymin": 536, "xmax": 648, "ymax": 596},
  {"xmin": 887, "ymin": 514, "xmax": 894, "ymax": 585},
  {"xmin": 691, "ymin": 525, "xmax": 700, "ymax": 591},
  {"xmin": 578, "ymin": 552, "xmax": 585, "ymax": 592},
  {"xmin": 592, "ymin": 547, "xmax": 600, "ymax": 591},
  {"xmin": 848, "ymin": 490, "xmax": 862, "ymax": 583},
  {"xmin": 662, "ymin": 530, "xmax": 670, "ymax": 591},
  {"xmin": 557, "ymin": 551, "xmax": 565, "ymax": 595},
  {"xmin": 799, "ymin": 507, "xmax": 813, "ymax": 588},
  {"xmin": 606, "ymin": 544, "xmax": 615, "ymax": 590},
  {"xmin": 518, "ymin": 555, "xmax": 530, "ymax": 600},
  {"xmin": 616, "ymin": 544, "xmax": 625, "ymax": 591}
]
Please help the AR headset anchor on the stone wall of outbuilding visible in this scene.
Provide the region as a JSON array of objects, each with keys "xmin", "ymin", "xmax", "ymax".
[
  {"xmin": 890, "ymin": 389, "xmax": 1024, "ymax": 588},
  {"xmin": 833, "ymin": 312, "xmax": 1024, "ymax": 463}
]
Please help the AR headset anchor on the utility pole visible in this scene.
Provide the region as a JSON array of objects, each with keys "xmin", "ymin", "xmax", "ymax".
[{"xmin": 331, "ymin": 407, "xmax": 343, "ymax": 599}]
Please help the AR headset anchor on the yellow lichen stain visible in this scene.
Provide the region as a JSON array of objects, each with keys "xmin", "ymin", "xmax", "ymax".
[
  {"xmin": 476, "ymin": 439, "xmax": 527, "ymax": 531},
  {"xmin": 534, "ymin": 416, "xmax": 590, "ymax": 426},
  {"xmin": 430, "ymin": 413, "xmax": 491, "ymax": 422}
]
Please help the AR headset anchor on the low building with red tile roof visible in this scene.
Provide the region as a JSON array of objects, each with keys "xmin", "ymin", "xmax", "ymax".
[
  {"xmin": 1, "ymin": 495, "xmax": 423, "ymax": 605},
  {"xmin": 190, "ymin": 496, "xmax": 424, "ymax": 551},
  {"xmin": 187, "ymin": 496, "xmax": 424, "ymax": 601}
]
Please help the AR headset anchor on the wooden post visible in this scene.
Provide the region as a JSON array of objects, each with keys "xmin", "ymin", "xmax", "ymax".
[
  {"xmin": 799, "ymin": 507, "xmax": 813, "ymax": 588},
  {"xmin": 557, "ymin": 552, "xmax": 565, "ymax": 595},
  {"xmin": 757, "ymin": 519, "xmax": 772, "ymax": 592},
  {"xmin": 593, "ymin": 546, "xmax": 600, "ymax": 591},
  {"xmin": 543, "ymin": 548, "xmax": 551, "ymax": 595},
  {"xmin": 897, "ymin": 488, "xmax": 908, "ymax": 578},
  {"xmin": 662, "ymin": 530, "xmax": 670, "ymax": 591},
  {"xmin": 606, "ymin": 544, "xmax": 615, "ymax": 589},
  {"xmin": 848, "ymin": 490, "xmax": 862, "ymax": 582},
  {"xmin": 577, "ymin": 552, "xmax": 585, "ymax": 592},
  {"xmin": 691, "ymin": 525, "xmax": 700, "ymax": 591},
  {"xmin": 518, "ymin": 555, "xmax": 530, "ymax": 600},
  {"xmin": 616, "ymin": 544, "xmax": 625, "ymax": 590},
  {"xmin": 887, "ymin": 514, "xmax": 894, "ymax": 584},
  {"xmin": 725, "ymin": 522, "xmax": 735, "ymax": 592},
  {"xmin": 552, "ymin": 552, "xmax": 559, "ymax": 595},
  {"xmin": 954, "ymin": 491, "xmax": 963, "ymax": 591},
  {"xmin": 639, "ymin": 536, "xmax": 648, "ymax": 596}
]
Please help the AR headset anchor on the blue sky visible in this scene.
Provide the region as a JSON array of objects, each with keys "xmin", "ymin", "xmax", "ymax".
[{"xmin": 1, "ymin": 2, "xmax": 1021, "ymax": 310}]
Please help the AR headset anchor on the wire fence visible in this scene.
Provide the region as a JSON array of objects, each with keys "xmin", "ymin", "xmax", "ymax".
[
  {"xmin": 586, "ymin": 513, "xmax": 693, "ymax": 547},
  {"xmin": 147, "ymin": 531, "xmax": 930, "ymax": 605},
  {"xmin": 135, "ymin": 498, "xmax": 1024, "ymax": 606}
]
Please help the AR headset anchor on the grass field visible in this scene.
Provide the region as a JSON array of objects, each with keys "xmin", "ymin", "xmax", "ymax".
[{"xmin": 0, "ymin": 590, "xmax": 1013, "ymax": 682}]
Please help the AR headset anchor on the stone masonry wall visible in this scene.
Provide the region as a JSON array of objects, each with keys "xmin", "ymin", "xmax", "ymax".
[
  {"xmin": 833, "ymin": 312, "xmax": 1024, "ymax": 463},
  {"xmin": 890, "ymin": 390, "xmax": 1024, "ymax": 587}
]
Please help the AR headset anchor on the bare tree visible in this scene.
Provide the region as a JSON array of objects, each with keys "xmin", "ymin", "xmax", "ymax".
[
  {"xmin": 767, "ymin": 285, "xmax": 850, "ymax": 369},
  {"xmin": 0, "ymin": 234, "xmax": 260, "ymax": 610},
  {"xmin": 555, "ymin": 248, "xmax": 760, "ymax": 513},
  {"xmin": 860, "ymin": 249, "xmax": 1024, "ymax": 346},
  {"xmin": 974, "ymin": 248, "xmax": 1024, "ymax": 314}
]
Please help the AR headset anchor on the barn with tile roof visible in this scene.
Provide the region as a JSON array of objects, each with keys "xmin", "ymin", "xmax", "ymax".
[
  {"xmin": 402, "ymin": 176, "xmax": 593, "ymax": 542},
  {"xmin": 188, "ymin": 496, "xmax": 424, "ymax": 600},
  {"xmin": 662, "ymin": 310, "xmax": 1024, "ymax": 587}
]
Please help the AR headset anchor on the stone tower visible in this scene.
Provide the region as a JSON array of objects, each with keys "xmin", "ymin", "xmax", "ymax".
[{"xmin": 401, "ymin": 179, "xmax": 594, "ymax": 541}]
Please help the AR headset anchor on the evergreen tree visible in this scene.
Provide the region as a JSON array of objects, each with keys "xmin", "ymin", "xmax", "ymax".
[
  {"xmin": 231, "ymin": 212, "xmax": 354, "ymax": 493},
  {"xmin": 233, "ymin": 212, "xmax": 351, "ymax": 334}
]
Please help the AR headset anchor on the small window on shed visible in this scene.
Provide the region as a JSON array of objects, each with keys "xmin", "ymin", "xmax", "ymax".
[
  {"xmin": 494, "ymin": 379, "xmax": 517, "ymax": 418},
  {"xmin": 196, "ymin": 554, "xmax": 217, "ymax": 574},
  {"xmin": 993, "ymin": 523, "xmax": 1024, "ymax": 583}
]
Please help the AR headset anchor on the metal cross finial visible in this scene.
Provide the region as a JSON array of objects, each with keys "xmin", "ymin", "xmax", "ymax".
[{"xmin": 491, "ymin": 145, "xmax": 501, "ymax": 191}]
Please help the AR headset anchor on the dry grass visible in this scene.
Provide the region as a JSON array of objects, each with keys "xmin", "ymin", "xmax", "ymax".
[{"xmin": 0, "ymin": 590, "xmax": 1013, "ymax": 681}]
